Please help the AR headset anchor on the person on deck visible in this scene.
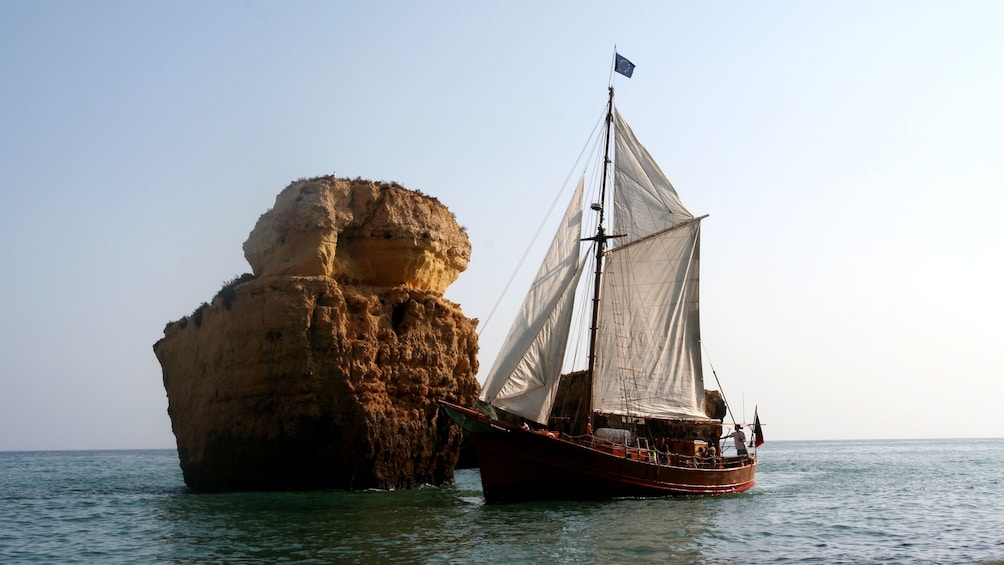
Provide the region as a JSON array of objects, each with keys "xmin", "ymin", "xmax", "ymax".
[
  {"xmin": 723, "ymin": 425, "xmax": 748, "ymax": 457},
  {"xmin": 704, "ymin": 444, "xmax": 718, "ymax": 467}
]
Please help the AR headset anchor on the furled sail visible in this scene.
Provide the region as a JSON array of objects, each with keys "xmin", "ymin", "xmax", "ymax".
[
  {"xmin": 479, "ymin": 178, "xmax": 585, "ymax": 424},
  {"xmin": 593, "ymin": 110, "xmax": 708, "ymax": 421}
]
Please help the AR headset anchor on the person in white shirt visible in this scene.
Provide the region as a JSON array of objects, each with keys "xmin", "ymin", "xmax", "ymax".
[{"xmin": 723, "ymin": 425, "xmax": 748, "ymax": 457}]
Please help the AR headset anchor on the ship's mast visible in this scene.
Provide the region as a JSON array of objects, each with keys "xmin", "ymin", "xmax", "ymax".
[{"xmin": 582, "ymin": 86, "xmax": 620, "ymax": 434}]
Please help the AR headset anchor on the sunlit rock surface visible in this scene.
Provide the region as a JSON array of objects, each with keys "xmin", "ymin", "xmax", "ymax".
[
  {"xmin": 154, "ymin": 177, "xmax": 480, "ymax": 492},
  {"xmin": 243, "ymin": 177, "xmax": 469, "ymax": 291}
]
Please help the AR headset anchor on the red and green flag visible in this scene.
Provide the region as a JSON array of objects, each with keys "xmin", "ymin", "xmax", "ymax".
[{"xmin": 751, "ymin": 407, "xmax": 765, "ymax": 447}]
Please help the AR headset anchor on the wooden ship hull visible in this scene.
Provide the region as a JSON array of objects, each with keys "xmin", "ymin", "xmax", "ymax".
[{"xmin": 441, "ymin": 401, "xmax": 756, "ymax": 504}]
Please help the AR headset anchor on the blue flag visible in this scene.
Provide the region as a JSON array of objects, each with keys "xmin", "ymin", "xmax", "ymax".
[{"xmin": 614, "ymin": 53, "xmax": 635, "ymax": 78}]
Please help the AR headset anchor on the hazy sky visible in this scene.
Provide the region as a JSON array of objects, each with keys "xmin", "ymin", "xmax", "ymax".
[{"xmin": 2, "ymin": 1, "xmax": 1002, "ymax": 450}]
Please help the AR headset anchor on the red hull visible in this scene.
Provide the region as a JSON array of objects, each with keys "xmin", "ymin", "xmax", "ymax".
[{"xmin": 441, "ymin": 401, "xmax": 756, "ymax": 504}]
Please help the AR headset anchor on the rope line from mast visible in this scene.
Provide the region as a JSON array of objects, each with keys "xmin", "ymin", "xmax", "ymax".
[
  {"xmin": 477, "ymin": 107, "xmax": 608, "ymax": 336},
  {"xmin": 702, "ymin": 340, "xmax": 739, "ymax": 429}
]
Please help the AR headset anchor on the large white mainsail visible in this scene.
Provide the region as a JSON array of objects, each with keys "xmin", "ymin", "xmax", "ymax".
[
  {"xmin": 479, "ymin": 178, "xmax": 585, "ymax": 424},
  {"xmin": 592, "ymin": 111, "xmax": 710, "ymax": 421},
  {"xmin": 593, "ymin": 220, "xmax": 707, "ymax": 420}
]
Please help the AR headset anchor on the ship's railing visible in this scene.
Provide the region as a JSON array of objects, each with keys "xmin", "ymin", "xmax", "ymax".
[{"xmin": 573, "ymin": 433, "xmax": 754, "ymax": 469}]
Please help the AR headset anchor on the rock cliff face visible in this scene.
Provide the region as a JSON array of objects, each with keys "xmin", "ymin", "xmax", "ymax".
[{"xmin": 154, "ymin": 177, "xmax": 480, "ymax": 492}]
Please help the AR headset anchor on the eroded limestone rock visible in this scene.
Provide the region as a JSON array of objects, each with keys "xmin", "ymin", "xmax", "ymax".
[
  {"xmin": 154, "ymin": 177, "xmax": 479, "ymax": 491},
  {"xmin": 243, "ymin": 177, "xmax": 469, "ymax": 291}
]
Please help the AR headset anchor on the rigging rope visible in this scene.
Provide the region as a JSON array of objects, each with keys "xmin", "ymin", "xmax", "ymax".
[
  {"xmin": 701, "ymin": 340, "xmax": 739, "ymax": 429},
  {"xmin": 477, "ymin": 106, "xmax": 609, "ymax": 336}
]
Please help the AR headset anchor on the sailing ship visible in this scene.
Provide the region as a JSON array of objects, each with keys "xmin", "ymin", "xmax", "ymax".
[{"xmin": 441, "ymin": 61, "xmax": 761, "ymax": 503}]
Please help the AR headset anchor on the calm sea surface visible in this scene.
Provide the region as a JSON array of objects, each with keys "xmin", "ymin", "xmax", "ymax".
[{"xmin": 1, "ymin": 439, "xmax": 1002, "ymax": 564}]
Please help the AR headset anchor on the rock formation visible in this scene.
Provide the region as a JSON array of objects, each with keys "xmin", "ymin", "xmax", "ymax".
[{"xmin": 154, "ymin": 177, "xmax": 480, "ymax": 492}]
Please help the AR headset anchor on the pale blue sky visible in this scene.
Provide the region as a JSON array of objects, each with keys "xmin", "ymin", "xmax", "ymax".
[{"xmin": 1, "ymin": 1, "xmax": 1001, "ymax": 450}]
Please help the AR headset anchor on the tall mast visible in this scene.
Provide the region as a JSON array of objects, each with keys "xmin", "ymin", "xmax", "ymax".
[{"xmin": 582, "ymin": 86, "xmax": 618, "ymax": 434}]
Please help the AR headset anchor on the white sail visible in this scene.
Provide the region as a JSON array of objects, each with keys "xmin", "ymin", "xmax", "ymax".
[
  {"xmin": 593, "ymin": 219, "xmax": 708, "ymax": 420},
  {"xmin": 592, "ymin": 110, "xmax": 709, "ymax": 421},
  {"xmin": 612, "ymin": 109, "xmax": 693, "ymax": 242},
  {"xmin": 479, "ymin": 178, "xmax": 585, "ymax": 424},
  {"xmin": 441, "ymin": 86, "xmax": 759, "ymax": 504}
]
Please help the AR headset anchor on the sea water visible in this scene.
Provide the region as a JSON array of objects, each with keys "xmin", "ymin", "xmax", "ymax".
[{"xmin": 1, "ymin": 440, "xmax": 1001, "ymax": 564}]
